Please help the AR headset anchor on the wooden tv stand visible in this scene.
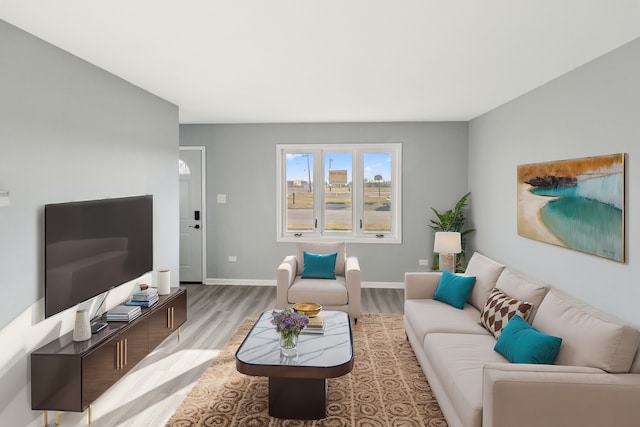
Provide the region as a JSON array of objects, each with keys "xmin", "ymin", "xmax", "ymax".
[{"xmin": 31, "ymin": 288, "xmax": 187, "ymax": 421}]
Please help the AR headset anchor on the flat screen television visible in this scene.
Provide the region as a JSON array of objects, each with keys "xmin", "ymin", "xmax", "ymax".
[{"xmin": 45, "ymin": 195, "xmax": 153, "ymax": 318}]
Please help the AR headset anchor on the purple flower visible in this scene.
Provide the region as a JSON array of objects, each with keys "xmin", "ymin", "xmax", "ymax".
[{"xmin": 271, "ymin": 307, "xmax": 309, "ymax": 338}]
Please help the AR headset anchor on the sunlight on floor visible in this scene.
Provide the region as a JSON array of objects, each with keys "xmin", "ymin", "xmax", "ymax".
[{"xmin": 53, "ymin": 348, "xmax": 221, "ymax": 427}]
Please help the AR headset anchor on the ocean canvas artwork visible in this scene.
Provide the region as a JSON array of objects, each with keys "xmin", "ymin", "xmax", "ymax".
[{"xmin": 517, "ymin": 153, "xmax": 625, "ymax": 262}]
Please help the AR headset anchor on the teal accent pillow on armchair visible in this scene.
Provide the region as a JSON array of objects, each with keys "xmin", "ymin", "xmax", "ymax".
[
  {"xmin": 301, "ymin": 251, "xmax": 338, "ymax": 279},
  {"xmin": 433, "ymin": 270, "xmax": 476, "ymax": 309}
]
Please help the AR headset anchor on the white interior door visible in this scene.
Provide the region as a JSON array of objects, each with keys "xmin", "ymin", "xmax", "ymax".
[{"xmin": 179, "ymin": 147, "xmax": 205, "ymax": 283}]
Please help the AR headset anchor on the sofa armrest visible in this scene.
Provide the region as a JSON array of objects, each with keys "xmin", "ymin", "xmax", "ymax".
[
  {"xmin": 276, "ymin": 256, "xmax": 297, "ymax": 308},
  {"xmin": 345, "ymin": 256, "xmax": 361, "ymax": 320},
  {"xmin": 404, "ymin": 272, "xmax": 442, "ymax": 300},
  {"xmin": 483, "ymin": 363, "xmax": 640, "ymax": 427}
]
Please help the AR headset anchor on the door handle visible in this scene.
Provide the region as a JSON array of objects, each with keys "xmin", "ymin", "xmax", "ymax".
[
  {"xmin": 188, "ymin": 224, "xmax": 200, "ymax": 229},
  {"xmin": 116, "ymin": 341, "xmax": 121, "ymax": 370}
]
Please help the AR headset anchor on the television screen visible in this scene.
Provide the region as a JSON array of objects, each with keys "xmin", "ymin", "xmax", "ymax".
[{"xmin": 45, "ymin": 195, "xmax": 153, "ymax": 318}]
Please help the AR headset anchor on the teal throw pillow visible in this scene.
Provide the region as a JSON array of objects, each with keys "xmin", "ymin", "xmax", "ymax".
[
  {"xmin": 301, "ymin": 251, "xmax": 338, "ymax": 279},
  {"xmin": 494, "ymin": 314, "xmax": 563, "ymax": 364},
  {"xmin": 433, "ymin": 270, "xmax": 476, "ymax": 309}
]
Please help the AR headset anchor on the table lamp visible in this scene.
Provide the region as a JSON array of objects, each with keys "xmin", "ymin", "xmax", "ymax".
[{"xmin": 434, "ymin": 231, "xmax": 462, "ymax": 272}]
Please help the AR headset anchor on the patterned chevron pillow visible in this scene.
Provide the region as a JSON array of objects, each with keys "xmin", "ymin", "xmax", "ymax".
[{"xmin": 481, "ymin": 287, "xmax": 534, "ymax": 338}]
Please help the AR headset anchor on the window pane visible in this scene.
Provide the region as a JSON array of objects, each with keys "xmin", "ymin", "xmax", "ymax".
[
  {"xmin": 363, "ymin": 152, "xmax": 392, "ymax": 232},
  {"xmin": 324, "ymin": 153, "xmax": 352, "ymax": 231},
  {"xmin": 285, "ymin": 153, "xmax": 314, "ymax": 231},
  {"xmin": 178, "ymin": 159, "xmax": 191, "ymax": 175}
]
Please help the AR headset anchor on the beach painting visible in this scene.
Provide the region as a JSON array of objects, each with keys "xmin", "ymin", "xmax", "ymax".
[{"xmin": 517, "ymin": 153, "xmax": 625, "ymax": 262}]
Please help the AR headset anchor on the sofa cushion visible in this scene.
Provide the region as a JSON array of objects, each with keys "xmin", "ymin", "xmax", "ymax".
[
  {"xmin": 296, "ymin": 242, "xmax": 346, "ymax": 275},
  {"xmin": 404, "ymin": 299, "xmax": 490, "ymax": 341},
  {"xmin": 494, "ymin": 314, "xmax": 562, "ymax": 364},
  {"xmin": 433, "ymin": 270, "xmax": 476, "ymax": 309},
  {"xmin": 481, "ymin": 287, "xmax": 533, "ymax": 338},
  {"xmin": 301, "ymin": 251, "xmax": 337, "ymax": 279},
  {"xmin": 288, "ymin": 276, "xmax": 348, "ymax": 305},
  {"xmin": 533, "ymin": 289, "xmax": 640, "ymax": 373},
  {"xmin": 464, "ymin": 252, "xmax": 506, "ymax": 311},
  {"xmin": 424, "ymin": 333, "xmax": 508, "ymax": 427},
  {"xmin": 494, "ymin": 268, "xmax": 548, "ymax": 321}
]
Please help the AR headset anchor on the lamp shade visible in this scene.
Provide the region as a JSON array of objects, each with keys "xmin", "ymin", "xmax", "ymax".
[{"xmin": 434, "ymin": 232, "xmax": 462, "ymax": 254}]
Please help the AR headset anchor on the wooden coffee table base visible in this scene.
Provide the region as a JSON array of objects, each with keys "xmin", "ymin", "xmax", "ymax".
[
  {"xmin": 268, "ymin": 377, "xmax": 326, "ymax": 419},
  {"xmin": 236, "ymin": 311, "xmax": 353, "ymax": 420}
]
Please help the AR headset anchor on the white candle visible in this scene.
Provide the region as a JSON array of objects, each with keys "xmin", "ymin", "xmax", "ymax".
[{"xmin": 157, "ymin": 270, "xmax": 171, "ymax": 295}]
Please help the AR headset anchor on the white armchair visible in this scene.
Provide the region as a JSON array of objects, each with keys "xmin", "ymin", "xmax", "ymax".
[{"xmin": 276, "ymin": 242, "xmax": 361, "ymax": 322}]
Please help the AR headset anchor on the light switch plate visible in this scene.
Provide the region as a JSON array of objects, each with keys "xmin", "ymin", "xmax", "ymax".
[
  {"xmin": 217, "ymin": 194, "xmax": 227, "ymax": 203},
  {"xmin": 0, "ymin": 190, "xmax": 9, "ymax": 207}
]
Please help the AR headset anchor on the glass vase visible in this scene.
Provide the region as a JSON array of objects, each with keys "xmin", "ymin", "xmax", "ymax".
[{"xmin": 279, "ymin": 332, "xmax": 299, "ymax": 357}]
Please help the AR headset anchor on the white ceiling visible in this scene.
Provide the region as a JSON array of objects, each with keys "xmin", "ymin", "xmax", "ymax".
[{"xmin": 1, "ymin": 1, "xmax": 639, "ymax": 124}]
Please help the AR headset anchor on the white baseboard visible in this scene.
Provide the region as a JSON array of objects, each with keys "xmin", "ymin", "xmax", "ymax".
[
  {"xmin": 362, "ymin": 281, "xmax": 404, "ymax": 289},
  {"xmin": 203, "ymin": 278, "xmax": 404, "ymax": 289},
  {"xmin": 204, "ymin": 278, "xmax": 275, "ymax": 286}
]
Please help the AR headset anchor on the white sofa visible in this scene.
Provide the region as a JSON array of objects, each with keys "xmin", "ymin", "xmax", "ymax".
[{"xmin": 404, "ymin": 252, "xmax": 640, "ymax": 427}]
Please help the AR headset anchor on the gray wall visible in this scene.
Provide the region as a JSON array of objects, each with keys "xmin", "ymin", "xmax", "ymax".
[
  {"xmin": 468, "ymin": 38, "xmax": 640, "ymax": 327},
  {"xmin": 180, "ymin": 122, "xmax": 469, "ymax": 284},
  {"xmin": 0, "ymin": 20, "xmax": 179, "ymax": 425}
]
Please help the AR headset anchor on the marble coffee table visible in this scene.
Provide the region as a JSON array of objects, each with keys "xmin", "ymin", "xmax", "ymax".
[{"xmin": 235, "ymin": 310, "xmax": 354, "ymax": 419}]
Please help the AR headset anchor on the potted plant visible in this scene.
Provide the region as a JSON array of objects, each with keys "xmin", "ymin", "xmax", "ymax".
[{"xmin": 429, "ymin": 192, "xmax": 475, "ymax": 272}]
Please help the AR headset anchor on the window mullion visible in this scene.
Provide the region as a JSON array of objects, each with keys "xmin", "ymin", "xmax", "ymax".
[
  {"xmin": 313, "ymin": 150, "xmax": 323, "ymax": 234},
  {"xmin": 353, "ymin": 148, "xmax": 363, "ymax": 237}
]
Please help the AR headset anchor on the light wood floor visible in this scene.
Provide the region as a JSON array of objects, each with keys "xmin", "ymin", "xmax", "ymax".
[{"xmin": 51, "ymin": 285, "xmax": 404, "ymax": 427}]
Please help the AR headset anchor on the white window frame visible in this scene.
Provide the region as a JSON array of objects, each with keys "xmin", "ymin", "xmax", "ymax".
[{"xmin": 276, "ymin": 143, "xmax": 402, "ymax": 244}]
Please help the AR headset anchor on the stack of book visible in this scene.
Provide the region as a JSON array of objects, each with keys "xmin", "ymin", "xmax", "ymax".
[
  {"xmin": 302, "ymin": 316, "xmax": 325, "ymax": 334},
  {"xmin": 106, "ymin": 305, "xmax": 142, "ymax": 322},
  {"xmin": 126, "ymin": 288, "xmax": 159, "ymax": 308}
]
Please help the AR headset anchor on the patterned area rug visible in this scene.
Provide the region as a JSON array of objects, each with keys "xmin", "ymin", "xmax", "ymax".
[{"xmin": 167, "ymin": 313, "xmax": 447, "ymax": 426}]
